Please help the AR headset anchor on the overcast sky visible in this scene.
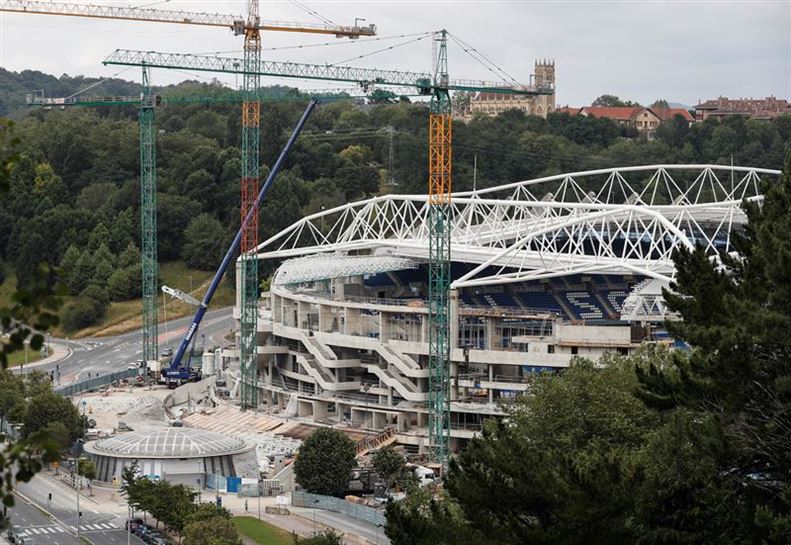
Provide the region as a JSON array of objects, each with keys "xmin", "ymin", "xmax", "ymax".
[{"xmin": 0, "ymin": 0, "xmax": 789, "ymax": 106}]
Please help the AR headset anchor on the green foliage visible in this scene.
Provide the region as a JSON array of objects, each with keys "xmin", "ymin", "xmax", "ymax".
[
  {"xmin": 292, "ymin": 529, "xmax": 345, "ymax": 545},
  {"xmin": 592, "ymin": 94, "xmax": 640, "ymax": 107},
  {"xmin": 0, "ymin": 116, "xmax": 61, "ymax": 531},
  {"xmin": 185, "ymin": 502, "xmax": 232, "ymax": 525},
  {"xmin": 443, "ymin": 356, "xmax": 658, "ymax": 545},
  {"xmin": 294, "ymin": 428, "xmax": 356, "ymax": 496},
  {"xmin": 372, "ymin": 446, "xmax": 405, "ymax": 487},
  {"xmin": 23, "ymin": 387, "xmax": 82, "ymax": 445},
  {"xmin": 61, "ymin": 297, "xmax": 104, "ymax": 332},
  {"xmin": 634, "ymin": 152, "xmax": 791, "ymax": 542},
  {"xmin": 385, "ymin": 489, "xmax": 473, "ymax": 545},
  {"xmin": 121, "ymin": 466, "xmax": 200, "ymax": 537},
  {"xmin": 184, "ymin": 517, "xmax": 241, "ymax": 545},
  {"xmin": 0, "ymin": 370, "xmax": 23, "ymax": 430},
  {"xmin": 77, "ymin": 458, "xmax": 96, "ymax": 480},
  {"xmin": 181, "ymin": 213, "xmax": 227, "ymax": 271}
]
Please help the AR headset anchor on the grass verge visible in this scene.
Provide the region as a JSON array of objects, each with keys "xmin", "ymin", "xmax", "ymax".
[
  {"xmin": 233, "ymin": 516, "xmax": 293, "ymax": 545},
  {"xmin": 5, "ymin": 348, "xmax": 44, "ymax": 368}
]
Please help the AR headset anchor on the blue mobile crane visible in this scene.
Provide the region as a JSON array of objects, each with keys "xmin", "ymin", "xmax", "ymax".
[{"xmin": 162, "ymin": 98, "xmax": 318, "ymax": 387}]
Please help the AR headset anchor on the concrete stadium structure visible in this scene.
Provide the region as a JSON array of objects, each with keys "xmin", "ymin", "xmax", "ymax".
[
  {"xmin": 232, "ymin": 164, "xmax": 781, "ymax": 453},
  {"xmin": 84, "ymin": 427, "xmax": 258, "ymax": 487}
]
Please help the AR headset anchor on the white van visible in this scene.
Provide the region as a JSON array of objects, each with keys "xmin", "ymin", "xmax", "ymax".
[{"xmin": 413, "ymin": 465, "xmax": 436, "ymax": 487}]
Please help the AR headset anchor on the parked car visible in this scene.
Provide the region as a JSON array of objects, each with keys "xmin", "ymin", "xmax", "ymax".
[
  {"xmin": 150, "ymin": 537, "xmax": 170, "ymax": 545},
  {"xmin": 125, "ymin": 518, "xmax": 144, "ymax": 531},
  {"xmin": 133, "ymin": 524, "xmax": 152, "ymax": 538},
  {"xmin": 144, "ymin": 532, "xmax": 164, "ymax": 545}
]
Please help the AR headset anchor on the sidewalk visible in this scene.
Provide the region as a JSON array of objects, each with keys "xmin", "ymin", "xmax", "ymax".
[{"xmin": 18, "ymin": 341, "xmax": 72, "ymax": 371}]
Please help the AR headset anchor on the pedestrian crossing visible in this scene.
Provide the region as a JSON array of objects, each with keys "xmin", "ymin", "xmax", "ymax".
[
  {"xmin": 17, "ymin": 522, "xmax": 120, "ymax": 535},
  {"xmin": 73, "ymin": 523, "xmax": 121, "ymax": 532}
]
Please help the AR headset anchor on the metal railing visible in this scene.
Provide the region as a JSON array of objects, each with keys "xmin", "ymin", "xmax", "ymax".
[
  {"xmin": 292, "ymin": 491, "xmax": 385, "ymax": 527},
  {"xmin": 55, "ymin": 368, "xmax": 139, "ymax": 397}
]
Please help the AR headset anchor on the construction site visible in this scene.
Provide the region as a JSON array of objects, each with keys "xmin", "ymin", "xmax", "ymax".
[{"xmin": 1, "ymin": 2, "xmax": 788, "ymax": 544}]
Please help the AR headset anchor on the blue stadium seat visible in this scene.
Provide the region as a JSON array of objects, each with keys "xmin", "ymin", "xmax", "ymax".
[
  {"xmin": 517, "ymin": 292, "xmax": 563, "ymax": 313},
  {"xmin": 564, "ymin": 291, "xmax": 606, "ymax": 320},
  {"xmin": 363, "ymin": 273, "xmax": 394, "ymax": 288}
]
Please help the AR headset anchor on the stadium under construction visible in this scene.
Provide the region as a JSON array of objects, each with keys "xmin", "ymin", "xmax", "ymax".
[{"xmin": 227, "ymin": 164, "xmax": 781, "ymax": 453}]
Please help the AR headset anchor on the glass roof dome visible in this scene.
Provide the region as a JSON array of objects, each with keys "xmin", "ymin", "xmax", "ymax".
[{"xmin": 85, "ymin": 427, "xmax": 252, "ymax": 459}]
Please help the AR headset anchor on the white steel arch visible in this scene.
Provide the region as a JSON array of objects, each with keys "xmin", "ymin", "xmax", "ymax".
[{"xmin": 256, "ymin": 164, "xmax": 782, "ymax": 287}]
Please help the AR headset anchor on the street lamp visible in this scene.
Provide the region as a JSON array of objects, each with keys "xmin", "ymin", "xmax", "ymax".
[
  {"xmin": 312, "ymin": 498, "xmax": 320, "ymax": 535},
  {"xmin": 376, "ymin": 523, "xmax": 383, "ymax": 545},
  {"xmin": 76, "ymin": 399, "xmax": 86, "ymax": 539}
]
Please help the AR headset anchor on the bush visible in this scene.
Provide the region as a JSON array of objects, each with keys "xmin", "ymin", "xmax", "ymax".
[{"xmin": 61, "ymin": 297, "xmax": 103, "ymax": 332}]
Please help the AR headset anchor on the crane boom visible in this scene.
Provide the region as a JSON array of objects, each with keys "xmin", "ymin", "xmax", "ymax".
[
  {"xmin": 0, "ymin": 0, "xmax": 376, "ymax": 37},
  {"xmin": 164, "ymin": 98, "xmax": 318, "ymax": 386},
  {"xmin": 103, "ymin": 50, "xmax": 554, "ymax": 96}
]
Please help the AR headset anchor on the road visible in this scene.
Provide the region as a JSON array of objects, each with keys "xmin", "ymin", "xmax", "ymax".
[
  {"xmin": 28, "ymin": 307, "xmax": 234, "ymax": 385},
  {"xmin": 9, "ymin": 472, "xmax": 145, "ymax": 545}
]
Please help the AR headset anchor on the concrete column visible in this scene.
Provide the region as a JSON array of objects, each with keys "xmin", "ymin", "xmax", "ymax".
[
  {"xmin": 449, "ymin": 289, "xmax": 460, "ymax": 349},
  {"xmin": 319, "ymin": 304, "xmax": 332, "ymax": 333},
  {"xmin": 488, "ymin": 364, "xmax": 494, "ymax": 404},
  {"xmin": 380, "ymin": 311, "xmax": 389, "ymax": 342}
]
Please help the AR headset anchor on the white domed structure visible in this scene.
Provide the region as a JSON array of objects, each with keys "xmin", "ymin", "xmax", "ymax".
[{"xmin": 84, "ymin": 427, "xmax": 257, "ymax": 488}]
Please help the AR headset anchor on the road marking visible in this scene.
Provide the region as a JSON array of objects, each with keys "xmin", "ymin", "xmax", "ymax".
[{"xmin": 92, "ymin": 510, "xmax": 100, "ymax": 514}]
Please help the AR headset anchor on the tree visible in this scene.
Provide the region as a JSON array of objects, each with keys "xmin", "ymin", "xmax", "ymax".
[
  {"xmin": 592, "ymin": 94, "xmax": 628, "ymax": 107},
  {"xmin": 294, "ymin": 428, "xmax": 356, "ymax": 496},
  {"xmin": 185, "ymin": 502, "xmax": 231, "ymax": 525},
  {"xmin": 0, "ymin": 370, "xmax": 24, "ymax": 431},
  {"xmin": 108, "ymin": 268, "xmax": 135, "ymax": 301},
  {"xmin": 58, "ymin": 245, "xmax": 81, "ymax": 294},
  {"xmin": 385, "ymin": 489, "xmax": 474, "ymax": 545},
  {"xmin": 636, "ymin": 153, "xmax": 791, "ymax": 542},
  {"xmin": 181, "ymin": 213, "xmax": 227, "ymax": 271},
  {"xmin": 372, "ymin": 446, "xmax": 405, "ymax": 487},
  {"xmin": 70, "ymin": 250, "xmax": 95, "ymax": 295},
  {"xmin": 23, "ymin": 390, "xmax": 82, "ymax": 442},
  {"xmin": 78, "ymin": 458, "xmax": 96, "ymax": 480},
  {"xmin": 183, "ymin": 517, "xmax": 241, "ymax": 545},
  {"xmin": 449, "ymin": 357, "xmax": 659, "ymax": 545}
]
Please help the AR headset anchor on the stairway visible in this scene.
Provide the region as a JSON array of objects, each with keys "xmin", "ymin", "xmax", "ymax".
[{"xmin": 356, "ymin": 427, "xmax": 396, "ymax": 457}]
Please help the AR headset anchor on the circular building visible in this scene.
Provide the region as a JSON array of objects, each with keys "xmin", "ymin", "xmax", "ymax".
[{"xmin": 84, "ymin": 427, "xmax": 258, "ymax": 488}]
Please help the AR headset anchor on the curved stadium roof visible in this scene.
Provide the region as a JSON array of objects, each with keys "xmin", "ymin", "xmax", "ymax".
[
  {"xmin": 84, "ymin": 427, "xmax": 253, "ymax": 459},
  {"xmin": 256, "ymin": 164, "xmax": 782, "ymax": 287}
]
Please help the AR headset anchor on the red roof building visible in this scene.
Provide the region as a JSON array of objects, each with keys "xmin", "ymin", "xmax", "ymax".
[
  {"xmin": 580, "ymin": 106, "xmax": 644, "ymax": 122},
  {"xmin": 694, "ymin": 96, "xmax": 791, "ymax": 121},
  {"xmin": 653, "ymin": 107, "xmax": 695, "ymax": 125}
]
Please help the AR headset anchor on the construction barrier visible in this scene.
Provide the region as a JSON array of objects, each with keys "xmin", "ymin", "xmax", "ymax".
[
  {"xmin": 55, "ymin": 368, "xmax": 139, "ymax": 397},
  {"xmin": 292, "ymin": 491, "xmax": 385, "ymax": 527}
]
